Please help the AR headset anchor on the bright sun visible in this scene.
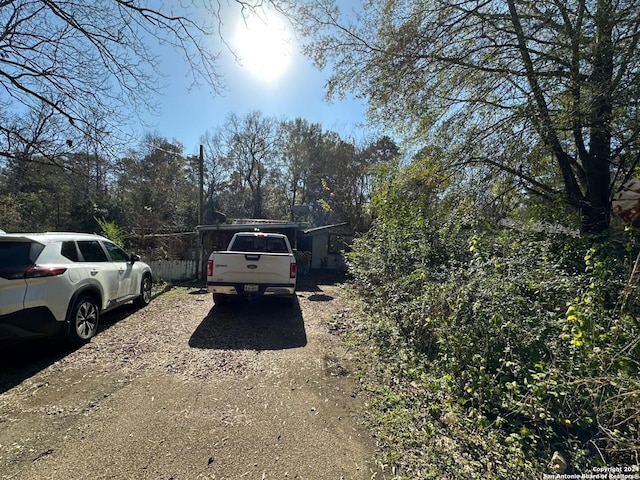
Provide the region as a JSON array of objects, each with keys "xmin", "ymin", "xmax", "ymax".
[{"xmin": 234, "ymin": 11, "xmax": 292, "ymax": 82}]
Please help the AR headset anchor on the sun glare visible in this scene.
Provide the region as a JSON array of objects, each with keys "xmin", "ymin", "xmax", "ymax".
[{"xmin": 234, "ymin": 11, "xmax": 292, "ymax": 82}]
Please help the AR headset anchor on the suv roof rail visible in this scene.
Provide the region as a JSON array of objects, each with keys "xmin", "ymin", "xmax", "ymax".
[{"xmin": 43, "ymin": 232, "xmax": 99, "ymax": 235}]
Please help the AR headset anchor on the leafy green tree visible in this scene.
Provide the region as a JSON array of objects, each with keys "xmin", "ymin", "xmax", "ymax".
[
  {"xmin": 302, "ymin": 132, "xmax": 398, "ymax": 230},
  {"xmin": 297, "ymin": 0, "xmax": 640, "ymax": 233},
  {"xmin": 0, "ymin": 155, "xmax": 72, "ymax": 231},
  {"xmin": 116, "ymin": 135, "xmax": 197, "ymax": 233},
  {"xmin": 314, "ymin": 134, "xmax": 361, "ymax": 226}
]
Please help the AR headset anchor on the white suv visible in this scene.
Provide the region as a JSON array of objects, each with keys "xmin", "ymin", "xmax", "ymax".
[{"xmin": 0, "ymin": 232, "xmax": 153, "ymax": 345}]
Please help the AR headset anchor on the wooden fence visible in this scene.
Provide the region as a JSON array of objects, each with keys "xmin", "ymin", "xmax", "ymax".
[
  {"xmin": 147, "ymin": 259, "xmax": 200, "ymax": 281},
  {"xmin": 147, "ymin": 250, "xmax": 313, "ymax": 282}
]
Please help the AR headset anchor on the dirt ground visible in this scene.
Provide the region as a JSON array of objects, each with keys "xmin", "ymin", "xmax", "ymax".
[{"xmin": 0, "ymin": 278, "xmax": 384, "ymax": 480}]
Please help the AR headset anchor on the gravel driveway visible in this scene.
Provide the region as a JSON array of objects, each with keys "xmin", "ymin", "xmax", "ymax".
[{"xmin": 0, "ymin": 278, "xmax": 383, "ymax": 479}]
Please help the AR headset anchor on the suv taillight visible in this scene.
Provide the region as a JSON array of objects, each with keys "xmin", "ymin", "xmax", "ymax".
[
  {"xmin": 0, "ymin": 266, "xmax": 67, "ymax": 280},
  {"xmin": 290, "ymin": 261, "xmax": 296, "ymax": 279},
  {"xmin": 0, "ymin": 267, "xmax": 29, "ymax": 280},
  {"xmin": 207, "ymin": 259, "xmax": 213, "ymax": 277},
  {"xmin": 24, "ymin": 266, "xmax": 67, "ymax": 278}
]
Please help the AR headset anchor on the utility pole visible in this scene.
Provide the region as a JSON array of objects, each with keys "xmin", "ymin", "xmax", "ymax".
[
  {"xmin": 198, "ymin": 144, "xmax": 205, "ymax": 283},
  {"xmin": 199, "ymin": 144, "xmax": 204, "ymax": 226}
]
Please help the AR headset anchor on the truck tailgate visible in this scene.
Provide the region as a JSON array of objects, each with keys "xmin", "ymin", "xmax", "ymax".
[{"xmin": 211, "ymin": 252, "xmax": 293, "ymax": 284}]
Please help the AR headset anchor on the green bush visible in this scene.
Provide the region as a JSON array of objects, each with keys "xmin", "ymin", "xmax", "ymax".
[
  {"xmin": 96, "ymin": 217, "xmax": 126, "ymax": 248},
  {"xmin": 349, "ymin": 221, "xmax": 640, "ymax": 477}
]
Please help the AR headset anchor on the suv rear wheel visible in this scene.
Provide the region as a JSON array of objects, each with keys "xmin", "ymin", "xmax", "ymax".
[{"xmin": 68, "ymin": 295, "xmax": 100, "ymax": 345}]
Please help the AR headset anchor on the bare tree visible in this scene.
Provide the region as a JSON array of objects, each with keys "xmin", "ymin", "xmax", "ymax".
[
  {"xmin": 215, "ymin": 111, "xmax": 279, "ymax": 218},
  {"xmin": 200, "ymin": 129, "xmax": 233, "ymax": 222},
  {"xmin": 277, "ymin": 118, "xmax": 323, "ymax": 219},
  {"xmin": 0, "ymin": 0, "xmax": 294, "ymax": 159}
]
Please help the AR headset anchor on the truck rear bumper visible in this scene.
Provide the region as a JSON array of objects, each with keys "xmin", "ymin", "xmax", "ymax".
[{"xmin": 207, "ymin": 283, "xmax": 295, "ymax": 296}]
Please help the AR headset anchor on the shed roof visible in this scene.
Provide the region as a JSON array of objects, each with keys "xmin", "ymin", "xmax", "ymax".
[
  {"xmin": 196, "ymin": 219, "xmax": 302, "ymax": 234},
  {"xmin": 302, "ymin": 223, "xmax": 348, "ymax": 235}
]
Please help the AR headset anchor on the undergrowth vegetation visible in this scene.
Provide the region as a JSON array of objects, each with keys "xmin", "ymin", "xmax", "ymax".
[{"xmin": 347, "ymin": 163, "xmax": 640, "ymax": 478}]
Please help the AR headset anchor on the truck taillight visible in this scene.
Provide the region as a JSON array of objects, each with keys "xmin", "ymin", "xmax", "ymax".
[
  {"xmin": 290, "ymin": 261, "xmax": 296, "ymax": 278},
  {"xmin": 207, "ymin": 259, "xmax": 213, "ymax": 277}
]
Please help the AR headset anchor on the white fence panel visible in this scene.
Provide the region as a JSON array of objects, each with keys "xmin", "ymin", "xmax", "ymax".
[{"xmin": 148, "ymin": 260, "xmax": 199, "ymax": 281}]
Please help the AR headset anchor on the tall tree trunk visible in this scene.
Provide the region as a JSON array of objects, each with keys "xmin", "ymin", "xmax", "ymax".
[
  {"xmin": 508, "ymin": 0, "xmax": 614, "ymax": 233},
  {"xmin": 582, "ymin": 0, "xmax": 614, "ymax": 233}
]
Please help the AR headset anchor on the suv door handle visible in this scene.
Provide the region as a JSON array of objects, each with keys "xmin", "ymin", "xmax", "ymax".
[{"xmin": 90, "ymin": 269, "xmax": 99, "ymax": 276}]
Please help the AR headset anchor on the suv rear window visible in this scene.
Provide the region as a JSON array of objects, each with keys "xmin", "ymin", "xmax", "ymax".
[
  {"xmin": 0, "ymin": 241, "xmax": 44, "ymax": 266},
  {"xmin": 0, "ymin": 242, "xmax": 32, "ymax": 267},
  {"xmin": 0, "ymin": 240, "xmax": 44, "ymax": 279}
]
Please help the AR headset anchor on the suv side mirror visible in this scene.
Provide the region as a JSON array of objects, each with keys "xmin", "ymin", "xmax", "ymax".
[{"xmin": 130, "ymin": 254, "xmax": 141, "ymax": 263}]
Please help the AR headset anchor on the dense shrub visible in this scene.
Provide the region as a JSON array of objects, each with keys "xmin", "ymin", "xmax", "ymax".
[{"xmin": 348, "ymin": 220, "xmax": 640, "ymax": 477}]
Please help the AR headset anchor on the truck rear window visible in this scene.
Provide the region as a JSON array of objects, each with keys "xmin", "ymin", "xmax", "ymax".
[{"xmin": 230, "ymin": 237, "xmax": 288, "ymax": 253}]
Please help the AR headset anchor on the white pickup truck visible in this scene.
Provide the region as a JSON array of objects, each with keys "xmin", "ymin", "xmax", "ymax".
[{"xmin": 206, "ymin": 232, "xmax": 297, "ymax": 305}]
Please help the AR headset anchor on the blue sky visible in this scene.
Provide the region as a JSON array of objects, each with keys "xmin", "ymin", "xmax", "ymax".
[{"xmin": 137, "ymin": 7, "xmax": 374, "ymax": 157}]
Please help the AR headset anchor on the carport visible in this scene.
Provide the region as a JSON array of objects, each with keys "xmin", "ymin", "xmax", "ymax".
[{"xmin": 196, "ymin": 219, "xmax": 302, "ymax": 278}]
